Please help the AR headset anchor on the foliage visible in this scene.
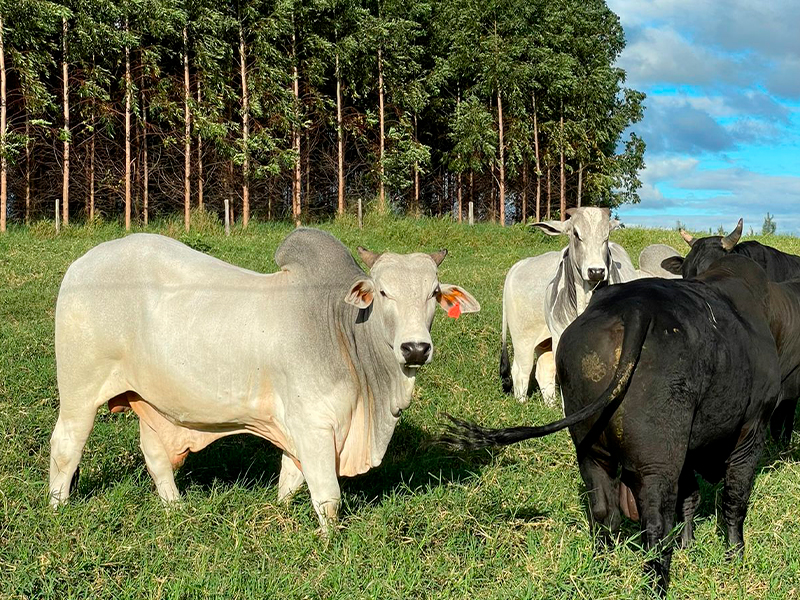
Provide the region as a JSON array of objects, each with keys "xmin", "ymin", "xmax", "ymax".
[
  {"xmin": 0, "ymin": 0, "xmax": 645, "ymax": 225},
  {"xmin": 763, "ymin": 212, "xmax": 776, "ymax": 236}
]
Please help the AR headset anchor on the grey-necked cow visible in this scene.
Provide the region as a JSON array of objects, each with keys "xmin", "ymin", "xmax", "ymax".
[
  {"xmin": 500, "ymin": 207, "xmax": 638, "ymax": 405},
  {"xmin": 49, "ymin": 229, "xmax": 479, "ymax": 530}
]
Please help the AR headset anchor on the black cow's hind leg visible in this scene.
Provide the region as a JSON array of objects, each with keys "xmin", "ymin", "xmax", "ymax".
[
  {"xmin": 676, "ymin": 469, "xmax": 700, "ymax": 549},
  {"xmin": 770, "ymin": 399, "xmax": 797, "ymax": 446},
  {"xmin": 578, "ymin": 456, "xmax": 620, "ymax": 548},
  {"xmin": 636, "ymin": 474, "xmax": 678, "ymax": 596},
  {"xmin": 722, "ymin": 426, "xmax": 765, "ymax": 557}
]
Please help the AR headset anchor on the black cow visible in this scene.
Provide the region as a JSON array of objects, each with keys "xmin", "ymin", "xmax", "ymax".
[
  {"xmin": 662, "ymin": 219, "xmax": 800, "ymax": 443},
  {"xmin": 661, "ymin": 218, "xmax": 800, "ymax": 282},
  {"xmin": 442, "ymin": 255, "xmax": 782, "ymax": 594},
  {"xmin": 766, "ymin": 280, "xmax": 800, "ymax": 442}
]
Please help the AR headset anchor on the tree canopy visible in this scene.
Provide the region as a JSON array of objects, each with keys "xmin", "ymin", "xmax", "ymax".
[{"xmin": 0, "ymin": 0, "xmax": 645, "ymax": 228}]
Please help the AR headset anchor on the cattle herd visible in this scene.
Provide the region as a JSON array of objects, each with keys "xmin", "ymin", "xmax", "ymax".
[{"xmin": 48, "ymin": 210, "xmax": 800, "ymax": 595}]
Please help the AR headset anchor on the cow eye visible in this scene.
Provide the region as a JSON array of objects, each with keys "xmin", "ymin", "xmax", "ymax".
[{"xmin": 574, "ymin": 231, "xmax": 582, "ymax": 242}]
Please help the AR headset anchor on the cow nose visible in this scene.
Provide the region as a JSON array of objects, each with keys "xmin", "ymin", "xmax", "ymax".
[
  {"xmin": 588, "ymin": 268, "xmax": 606, "ymax": 282},
  {"xmin": 400, "ymin": 342, "xmax": 431, "ymax": 366}
]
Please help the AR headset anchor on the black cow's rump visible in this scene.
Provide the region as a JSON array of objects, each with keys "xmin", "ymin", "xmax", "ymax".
[{"xmin": 442, "ymin": 255, "xmax": 783, "ymax": 595}]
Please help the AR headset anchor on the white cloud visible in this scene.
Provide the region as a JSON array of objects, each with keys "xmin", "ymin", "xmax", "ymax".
[
  {"xmin": 619, "ymin": 27, "xmax": 747, "ymax": 89},
  {"xmin": 618, "ymin": 157, "xmax": 800, "ymax": 234}
]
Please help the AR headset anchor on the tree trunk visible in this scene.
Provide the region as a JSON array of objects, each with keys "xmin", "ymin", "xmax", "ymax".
[
  {"xmin": 183, "ymin": 26, "xmax": 190, "ymax": 231},
  {"xmin": 377, "ymin": 46, "xmax": 385, "ymax": 213},
  {"xmin": 456, "ymin": 91, "xmax": 462, "ymax": 223},
  {"xmin": 336, "ymin": 52, "xmax": 344, "ymax": 216},
  {"xmin": 497, "ymin": 89, "xmax": 505, "ymax": 226},
  {"xmin": 559, "ymin": 104, "xmax": 566, "ymax": 221},
  {"xmin": 292, "ymin": 26, "xmax": 301, "ymax": 225},
  {"xmin": 469, "ymin": 169, "xmax": 474, "ymax": 210},
  {"xmin": 521, "ymin": 160, "xmax": 527, "ymax": 224},
  {"xmin": 577, "ymin": 161, "xmax": 583, "ymax": 207},
  {"xmin": 125, "ymin": 18, "xmax": 132, "ymax": 230},
  {"xmin": 532, "ymin": 92, "xmax": 541, "ymax": 222},
  {"xmin": 546, "ymin": 166, "xmax": 551, "ymax": 220},
  {"xmin": 61, "ymin": 16, "xmax": 69, "ymax": 229},
  {"xmin": 239, "ymin": 23, "xmax": 249, "ymax": 227},
  {"xmin": 142, "ymin": 90, "xmax": 148, "ymax": 225},
  {"xmin": 0, "ymin": 15, "xmax": 6, "ymax": 232},
  {"xmin": 305, "ymin": 133, "xmax": 310, "ymax": 210},
  {"xmin": 457, "ymin": 172, "xmax": 462, "ymax": 223},
  {"xmin": 25, "ymin": 112, "xmax": 30, "ymax": 224},
  {"xmin": 88, "ymin": 95, "xmax": 95, "ymax": 221},
  {"xmin": 413, "ymin": 113, "xmax": 419, "ymax": 217},
  {"xmin": 197, "ymin": 78, "xmax": 203, "ymax": 211},
  {"xmin": 490, "ymin": 168, "xmax": 496, "ymax": 223}
]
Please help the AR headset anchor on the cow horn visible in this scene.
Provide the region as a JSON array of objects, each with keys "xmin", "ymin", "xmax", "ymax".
[
  {"xmin": 721, "ymin": 218, "xmax": 743, "ymax": 251},
  {"xmin": 680, "ymin": 229, "xmax": 695, "ymax": 247},
  {"xmin": 357, "ymin": 247, "xmax": 381, "ymax": 269},
  {"xmin": 429, "ymin": 249, "xmax": 448, "ymax": 266}
]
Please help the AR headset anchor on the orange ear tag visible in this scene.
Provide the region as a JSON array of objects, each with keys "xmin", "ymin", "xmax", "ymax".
[{"xmin": 448, "ymin": 303, "xmax": 461, "ymax": 319}]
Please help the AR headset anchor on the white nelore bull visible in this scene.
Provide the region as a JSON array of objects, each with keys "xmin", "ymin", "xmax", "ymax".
[
  {"xmin": 500, "ymin": 207, "xmax": 637, "ymax": 405},
  {"xmin": 49, "ymin": 229, "xmax": 479, "ymax": 530}
]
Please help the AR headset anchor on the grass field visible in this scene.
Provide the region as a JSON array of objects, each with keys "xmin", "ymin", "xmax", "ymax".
[{"xmin": 2, "ymin": 215, "xmax": 800, "ymax": 599}]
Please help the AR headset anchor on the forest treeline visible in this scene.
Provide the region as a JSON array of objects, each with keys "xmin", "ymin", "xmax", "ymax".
[{"xmin": 0, "ymin": 0, "xmax": 645, "ymax": 232}]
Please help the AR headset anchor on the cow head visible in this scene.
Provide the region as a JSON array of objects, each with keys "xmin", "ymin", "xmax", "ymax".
[
  {"xmin": 661, "ymin": 218, "xmax": 743, "ymax": 279},
  {"xmin": 531, "ymin": 207, "xmax": 620, "ymax": 283},
  {"xmin": 345, "ymin": 248, "xmax": 480, "ymax": 369}
]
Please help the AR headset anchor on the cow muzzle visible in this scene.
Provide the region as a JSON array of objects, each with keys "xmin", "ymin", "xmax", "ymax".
[
  {"xmin": 400, "ymin": 341, "xmax": 432, "ymax": 367},
  {"xmin": 587, "ymin": 267, "xmax": 607, "ymax": 282}
]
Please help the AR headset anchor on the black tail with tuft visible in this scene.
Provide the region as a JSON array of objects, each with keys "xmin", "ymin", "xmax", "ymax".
[
  {"xmin": 500, "ymin": 342, "xmax": 512, "ymax": 394},
  {"xmin": 439, "ymin": 308, "xmax": 651, "ymax": 452}
]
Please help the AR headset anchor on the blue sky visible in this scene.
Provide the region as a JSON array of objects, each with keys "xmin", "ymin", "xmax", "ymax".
[{"xmin": 607, "ymin": 0, "xmax": 800, "ymax": 235}]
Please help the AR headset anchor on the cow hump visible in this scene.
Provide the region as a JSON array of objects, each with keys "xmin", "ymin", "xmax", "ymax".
[{"xmin": 274, "ymin": 228, "xmax": 363, "ymax": 283}]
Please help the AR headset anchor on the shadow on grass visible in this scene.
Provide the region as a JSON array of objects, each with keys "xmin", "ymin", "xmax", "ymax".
[
  {"xmin": 338, "ymin": 419, "xmax": 496, "ymax": 512},
  {"xmin": 75, "ymin": 417, "xmax": 495, "ymax": 514}
]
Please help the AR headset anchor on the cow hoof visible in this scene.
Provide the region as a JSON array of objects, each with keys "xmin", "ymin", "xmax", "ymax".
[{"xmin": 725, "ymin": 544, "xmax": 744, "ymax": 562}]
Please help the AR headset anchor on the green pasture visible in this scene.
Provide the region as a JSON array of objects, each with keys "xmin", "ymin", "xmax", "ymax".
[{"xmin": 1, "ymin": 215, "xmax": 799, "ymax": 599}]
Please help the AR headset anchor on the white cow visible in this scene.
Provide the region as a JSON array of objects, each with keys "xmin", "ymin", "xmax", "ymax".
[
  {"xmin": 638, "ymin": 244, "xmax": 681, "ymax": 279},
  {"xmin": 500, "ymin": 207, "xmax": 637, "ymax": 405},
  {"xmin": 49, "ymin": 229, "xmax": 479, "ymax": 531}
]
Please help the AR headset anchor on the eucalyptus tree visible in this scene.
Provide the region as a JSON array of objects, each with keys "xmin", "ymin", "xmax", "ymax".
[{"xmin": 1, "ymin": 0, "xmax": 63, "ymax": 224}]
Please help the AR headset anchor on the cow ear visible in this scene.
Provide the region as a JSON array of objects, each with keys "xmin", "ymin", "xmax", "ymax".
[
  {"xmin": 357, "ymin": 247, "xmax": 381, "ymax": 269},
  {"xmin": 609, "ymin": 219, "xmax": 622, "ymax": 231},
  {"xmin": 345, "ymin": 279, "xmax": 375, "ymax": 308},
  {"xmin": 436, "ymin": 284, "xmax": 481, "ymax": 314},
  {"xmin": 661, "ymin": 256, "xmax": 684, "ymax": 275},
  {"xmin": 530, "ymin": 220, "xmax": 569, "ymax": 236}
]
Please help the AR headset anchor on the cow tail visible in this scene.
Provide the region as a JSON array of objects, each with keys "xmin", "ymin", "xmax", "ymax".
[
  {"xmin": 440, "ymin": 309, "xmax": 650, "ymax": 451},
  {"xmin": 500, "ymin": 298, "xmax": 513, "ymax": 394}
]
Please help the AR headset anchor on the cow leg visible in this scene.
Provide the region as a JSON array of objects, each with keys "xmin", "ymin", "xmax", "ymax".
[
  {"xmin": 676, "ymin": 469, "xmax": 700, "ymax": 549},
  {"xmin": 49, "ymin": 408, "xmax": 98, "ymax": 506},
  {"xmin": 722, "ymin": 426, "xmax": 765, "ymax": 557},
  {"xmin": 139, "ymin": 419, "xmax": 180, "ymax": 503},
  {"xmin": 770, "ymin": 398, "xmax": 797, "ymax": 445},
  {"xmin": 535, "ymin": 351, "xmax": 558, "ymax": 408},
  {"xmin": 295, "ymin": 429, "xmax": 340, "ymax": 534},
  {"xmin": 636, "ymin": 474, "xmax": 678, "ymax": 595},
  {"xmin": 578, "ymin": 455, "xmax": 620, "ymax": 547},
  {"xmin": 278, "ymin": 452, "xmax": 305, "ymax": 502},
  {"xmin": 510, "ymin": 337, "xmax": 537, "ymax": 403}
]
